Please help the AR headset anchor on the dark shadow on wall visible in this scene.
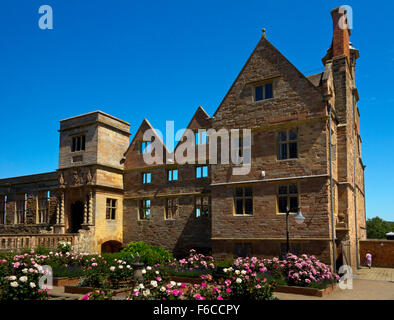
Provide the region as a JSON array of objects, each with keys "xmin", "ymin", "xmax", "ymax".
[{"xmin": 173, "ymin": 211, "xmax": 212, "ymax": 258}]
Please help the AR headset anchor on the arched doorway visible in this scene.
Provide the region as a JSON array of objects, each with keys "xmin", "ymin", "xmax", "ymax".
[
  {"xmin": 101, "ymin": 240, "xmax": 122, "ymax": 253},
  {"xmin": 70, "ymin": 201, "xmax": 84, "ymax": 233}
]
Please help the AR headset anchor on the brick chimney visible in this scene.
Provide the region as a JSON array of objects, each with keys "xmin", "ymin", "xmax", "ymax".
[
  {"xmin": 322, "ymin": 7, "xmax": 351, "ymax": 64},
  {"xmin": 331, "ymin": 7, "xmax": 350, "ymax": 60}
]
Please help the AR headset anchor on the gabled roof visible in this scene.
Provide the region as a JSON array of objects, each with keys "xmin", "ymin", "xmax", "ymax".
[
  {"xmin": 213, "ymin": 35, "xmax": 325, "ymax": 117},
  {"xmin": 173, "ymin": 106, "xmax": 211, "ymax": 153},
  {"xmin": 124, "ymin": 118, "xmax": 170, "ymax": 158}
]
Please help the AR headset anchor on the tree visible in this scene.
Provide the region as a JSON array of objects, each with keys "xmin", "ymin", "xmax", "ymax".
[{"xmin": 366, "ymin": 217, "xmax": 393, "ymax": 239}]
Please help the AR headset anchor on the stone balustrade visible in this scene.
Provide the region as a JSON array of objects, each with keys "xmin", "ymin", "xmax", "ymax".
[{"xmin": 0, "ymin": 234, "xmax": 77, "ymax": 252}]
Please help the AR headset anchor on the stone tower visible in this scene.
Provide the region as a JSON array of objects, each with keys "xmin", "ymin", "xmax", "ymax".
[{"xmin": 56, "ymin": 111, "xmax": 130, "ymax": 253}]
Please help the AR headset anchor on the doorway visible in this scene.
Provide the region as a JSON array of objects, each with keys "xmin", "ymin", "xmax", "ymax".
[{"xmin": 70, "ymin": 201, "xmax": 84, "ymax": 233}]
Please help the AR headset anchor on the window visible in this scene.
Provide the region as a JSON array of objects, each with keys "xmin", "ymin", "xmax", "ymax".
[
  {"xmin": 106, "ymin": 198, "xmax": 117, "ymax": 220},
  {"xmin": 165, "ymin": 198, "xmax": 178, "ymax": 220},
  {"xmin": 139, "ymin": 200, "xmax": 151, "ymax": 220},
  {"xmin": 195, "ymin": 130, "xmax": 207, "ymax": 145},
  {"xmin": 16, "ymin": 193, "xmax": 27, "ymax": 224},
  {"xmin": 195, "ymin": 196, "xmax": 210, "ymax": 218},
  {"xmin": 277, "ymin": 184, "xmax": 299, "ymax": 213},
  {"xmin": 167, "ymin": 169, "xmax": 178, "ymax": 182},
  {"xmin": 0, "ymin": 195, "xmax": 6, "ymax": 225},
  {"xmin": 71, "ymin": 135, "xmax": 86, "ymax": 152},
  {"xmin": 38, "ymin": 191, "xmax": 50, "ymax": 224},
  {"xmin": 278, "ymin": 129, "xmax": 298, "ymax": 160},
  {"xmin": 141, "ymin": 141, "xmax": 151, "ymax": 154},
  {"xmin": 196, "ymin": 166, "xmax": 208, "ymax": 179},
  {"xmin": 142, "ymin": 172, "xmax": 151, "ymax": 184},
  {"xmin": 254, "ymin": 83, "xmax": 273, "ymax": 101},
  {"xmin": 234, "ymin": 187, "xmax": 253, "ymax": 215}
]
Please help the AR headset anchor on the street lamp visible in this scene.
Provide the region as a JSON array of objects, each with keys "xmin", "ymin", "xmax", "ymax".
[{"xmin": 285, "ymin": 207, "xmax": 305, "ymax": 255}]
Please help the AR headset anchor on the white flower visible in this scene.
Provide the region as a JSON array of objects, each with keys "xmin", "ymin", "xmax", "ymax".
[
  {"xmin": 9, "ymin": 276, "xmax": 16, "ymax": 281},
  {"xmin": 146, "ymin": 266, "xmax": 152, "ymax": 271},
  {"xmin": 236, "ymin": 278, "xmax": 242, "ymax": 284},
  {"xmin": 228, "ymin": 267, "xmax": 233, "ymax": 272},
  {"xmin": 177, "ymin": 283, "xmax": 182, "ymax": 287},
  {"xmin": 22, "ymin": 268, "xmax": 28, "ymax": 274},
  {"xmin": 150, "ymin": 280, "xmax": 158, "ymax": 287},
  {"xmin": 138, "ymin": 283, "xmax": 144, "ymax": 289},
  {"xmin": 10, "ymin": 281, "xmax": 19, "ymax": 287},
  {"xmin": 30, "ymin": 282, "xmax": 36, "ymax": 288},
  {"xmin": 235, "ymin": 270, "xmax": 240, "ymax": 275},
  {"xmin": 241, "ymin": 270, "xmax": 247, "ymax": 275},
  {"xmin": 141, "ymin": 269, "xmax": 146, "ymax": 274},
  {"xmin": 170, "ymin": 281, "xmax": 176, "ymax": 287},
  {"xmin": 19, "ymin": 276, "xmax": 28, "ymax": 283},
  {"xmin": 155, "ymin": 271, "xmax": 160, "ymax": 275},
  {"xmin": 160, "ymin": 286, "xmax": 166, "ymax": 292},
  {"xmin": 143, "ymin": 289, "xmax": 151, "ymax": 296},
  {"xmin": 223, "ymin": 268, "xmax": 228, "ymax": 273},
  {"xmin": 126, "ymin": 265, "xmax": 131, "ymax": 269},
  {"xmin": 118, "ymin": 265, "xmax": 124, "ymax": 269},
  {"xmin": 110, "ymin": 266, "xmax": 116, "ymax": 272}
]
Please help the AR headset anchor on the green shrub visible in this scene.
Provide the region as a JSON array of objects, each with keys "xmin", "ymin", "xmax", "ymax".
[
  {"xmin": 120, "ymin": 241, "xmax": 173, "ymax": 266},
  {"xmin": 52, "ymin": 265, "xmax": 84, "ymax": 278}
]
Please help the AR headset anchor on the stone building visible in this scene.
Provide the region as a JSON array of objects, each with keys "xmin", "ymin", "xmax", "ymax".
[{"xmin": 0, "ymin": 8, "xmax": 366, "ymax": 269}]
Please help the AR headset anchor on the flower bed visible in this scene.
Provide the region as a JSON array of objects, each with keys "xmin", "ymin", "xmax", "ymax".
[
  {"xmin": 275, "ymin": 283, "xmax": 337, "ymax": 297},
  {"xmin": 1, "ymin": 246, "xmax": 339, "ymax": 300},
  {"xmin": 52, "ymin": 277, "xmax": 81, "ymax": 287}
]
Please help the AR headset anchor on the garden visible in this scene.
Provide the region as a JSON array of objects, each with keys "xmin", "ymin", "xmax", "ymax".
[{"xmin": 0, "ymin": 241, "xmax": 339, "ymax": 300}]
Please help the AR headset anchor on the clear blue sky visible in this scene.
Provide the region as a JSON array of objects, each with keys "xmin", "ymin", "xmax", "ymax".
[{"xmin": 0, "ymin": 1, "xmax": 393, "ymax": 221}]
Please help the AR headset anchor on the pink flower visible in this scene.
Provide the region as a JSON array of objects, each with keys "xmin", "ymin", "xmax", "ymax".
[
  {"xmin": 81, "ymin": 294, "xmax": 90, "ymax": 300},
  {"xmin": 156, "ymin": 277, "xmax": 162, "ymax": 282},
  {"xmin": 217, "ymin": 296, "xmax": 224, "ymax": 300},
  {"xmin": 226, "ymin": 288, "xmax": 232, "ymax": 293}
]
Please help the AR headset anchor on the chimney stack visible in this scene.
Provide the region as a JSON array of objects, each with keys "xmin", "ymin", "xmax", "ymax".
[{"xmin": 330, "ymin": 7, "xmax": 351, "ymax": 61}]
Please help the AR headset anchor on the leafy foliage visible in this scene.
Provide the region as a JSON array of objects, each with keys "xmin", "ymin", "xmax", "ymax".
[
  {"xmin": 120, "ymin": 241, "xmax": 173, "ymax": 266},
  {"xmin": 367, "ymin": 217, "xmax": 393, "ymax": 239}
]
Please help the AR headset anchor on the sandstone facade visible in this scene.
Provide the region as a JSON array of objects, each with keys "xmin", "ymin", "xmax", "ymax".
[{"xmin": 0, "ymin": 8, "xmax": 366, "ymax": 270}]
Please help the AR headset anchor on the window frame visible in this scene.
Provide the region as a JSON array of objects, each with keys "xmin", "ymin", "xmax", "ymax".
[
  {"xmin": 195, "ymin": 130, "xmax": 207, "ymax": 145},
  {"xmin": 195, "ymin": 195, "xmax": 210, "ymax": 218},
  {"xmin": 37, "ymin": 191, "xmax": 50, "ymax": 224},
  {"xmin": 106, "ymin": 198, "xmax": 117, "ymax": 220},
  {"xmin": 167, "ymin": 169, "xmax": 179, "ymax": 182},
  {"xmin": 71, "ymin": 134, "xmax": 86, "ymax": 153},
  {"xmin": 196, "ymin": 165, "xmax": 209, "ymax": 179},
  {"xmin": 142, "ymin": 172, "xmax": 151, "ymax": 184},
  {"xmin": 141, "ymin": 141, "xmax": 151, "ymax": 154},
  {"xmin": 277, "ymin": 129, "xmax": 298, "ymax": 160},
  {"xmin": 165, "ymin": 198, "xmax": 179, "ymax": 220},
  {"xmin": 233, "ymin": 187, "xmax": 253, "ymax": 216},
  {"xmin": 277, "ymin": 183, "xmax": 299, "ymax": 214},
  {"xmin": 15, "ymin": 193, "xmax": 27, "ymax": 224},
  {"xmin": 254, "ymin": 82, "xmax": 274, "ymax": 102},
  {"xmin": 139, "ymin": 199, "xmax": 151, "ymax": 220}
]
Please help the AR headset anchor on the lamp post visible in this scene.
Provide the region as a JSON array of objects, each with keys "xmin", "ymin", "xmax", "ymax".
[{"xmin": 285, "ymin": 207, "xmax": 305, "ymax": 255}]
